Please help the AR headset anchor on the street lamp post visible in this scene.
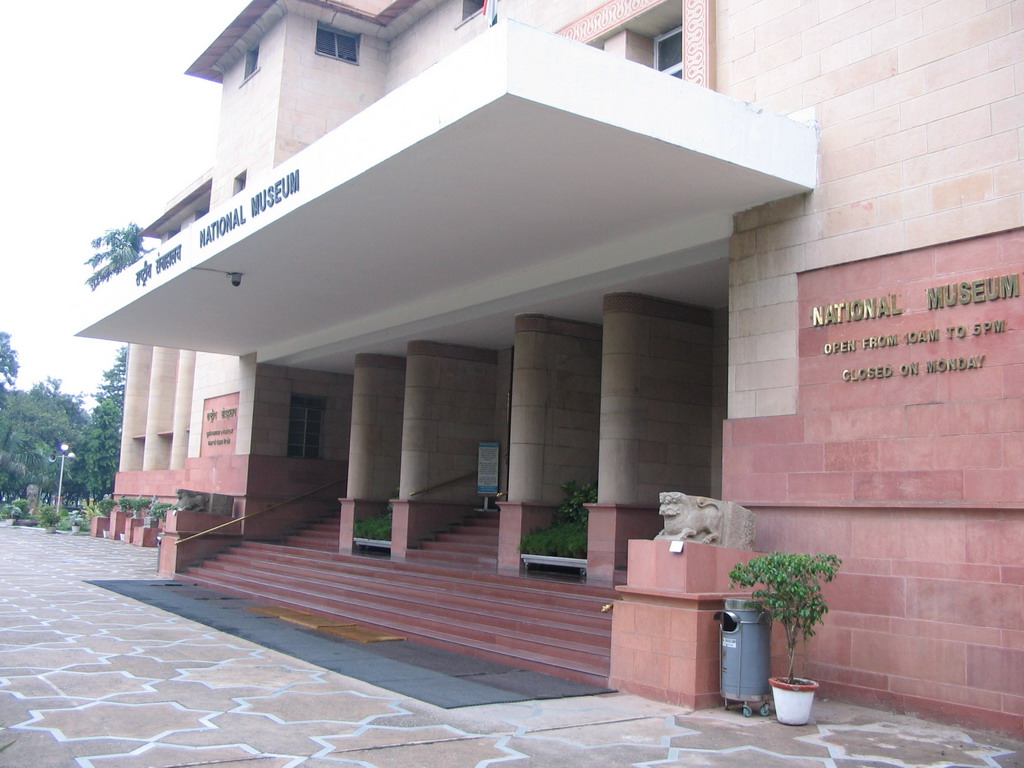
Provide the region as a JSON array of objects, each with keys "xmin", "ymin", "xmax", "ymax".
[{"xmin": 51, "ymin": 442, "xmax": 76, "ymax": 517}]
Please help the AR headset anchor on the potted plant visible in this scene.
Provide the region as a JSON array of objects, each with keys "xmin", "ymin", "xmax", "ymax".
[
  {"xmin": 37, "ymin": 505, "xmax": 61, "ymax": 533},
  {"xmin": 728, "ymin": 552, "xmax": 842, "ymax": 725},
  {"xmin": 68, "ymin": 511, "xmax": 85, "ymax": 533}
]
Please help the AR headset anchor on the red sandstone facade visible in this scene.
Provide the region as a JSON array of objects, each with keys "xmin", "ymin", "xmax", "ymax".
[{"xmin": 82, "ymin": 0, "xmax": 1023, "ymax": 736}]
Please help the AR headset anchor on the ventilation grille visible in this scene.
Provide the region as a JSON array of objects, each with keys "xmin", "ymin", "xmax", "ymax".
[{"xmin": 316, "ymin": 24, "xmax": 359, "ymax": 63}]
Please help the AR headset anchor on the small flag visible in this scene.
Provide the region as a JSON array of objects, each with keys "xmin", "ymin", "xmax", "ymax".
[{"xmin": 482, "ymin": 0, "xmax": 498, "ymax": 26}]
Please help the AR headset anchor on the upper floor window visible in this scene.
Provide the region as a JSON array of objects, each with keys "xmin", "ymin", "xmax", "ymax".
[
  {"xmin": 243, "ymin": 46, "xmax": 260, "ymax": 80},
  {"xmin": 462, "ymin": 0, "xmax": 484, "ymax": 20},
  {"xmin": 654, "ymin": 27, "xmax": 683, "ymax": 78},
  {"xmin": 315, "ymin": 23, "xmax": 359, "ymax": 64},
  {"xmin": 288, "ymin": 394, "xmax": 325, "ymax": 459}
]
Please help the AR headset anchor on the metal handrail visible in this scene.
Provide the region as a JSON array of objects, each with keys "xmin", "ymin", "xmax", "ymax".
[
  {"xmin": 174, "ymin": 478, "xmax": 343, "ymax": 545},
  {"xmin": 408, "ymin": 471, "xmax": 475, "ymax": 498}
]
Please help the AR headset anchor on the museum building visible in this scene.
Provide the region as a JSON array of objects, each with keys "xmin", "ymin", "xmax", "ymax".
[{"xmin": 79, "ymin": 0, "xmax": 1023, "ymax": 735}]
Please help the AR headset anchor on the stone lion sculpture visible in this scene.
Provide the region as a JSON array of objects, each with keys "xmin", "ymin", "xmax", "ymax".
[
  {"xmin": 176, "ymin": 489, "xmax": 234, "ymax": 516},
  {"xmin": 176, "ymin": 489, "xmax": 211, "ymax": 514},
  {"xmin": 655, "ymin": 492, "xmax": 755, "ymax": 551}
]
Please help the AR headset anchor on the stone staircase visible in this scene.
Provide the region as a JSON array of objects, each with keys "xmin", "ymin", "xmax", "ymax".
[
  {"xmin": 180, "ymin": 511, "xmax": 615, "ymax": 686},
  {"xmin": 405, "ymin": 507, "xmax": 500, "ymax": 569}
]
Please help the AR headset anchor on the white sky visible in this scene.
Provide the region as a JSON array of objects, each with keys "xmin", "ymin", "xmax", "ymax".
[{"xmin": 0, "ymin": 0, "xmax": 244, "ymax": 404}]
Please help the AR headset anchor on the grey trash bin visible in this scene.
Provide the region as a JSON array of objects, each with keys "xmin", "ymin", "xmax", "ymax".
[{"xmin": 715, "ymin": 598, "xmax": 771, "ymax": 717}]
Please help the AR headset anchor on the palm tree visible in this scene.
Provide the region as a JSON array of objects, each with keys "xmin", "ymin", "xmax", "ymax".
[
  {"xmin": 84, "ymin": 223, "xmax": 151, "ymax": 290},
  {"xmin": 0, "ymin": 425, "xmax": 43, "ymax": 484}
]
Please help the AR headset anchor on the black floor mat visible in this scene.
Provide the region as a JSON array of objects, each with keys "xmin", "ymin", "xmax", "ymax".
[{"xmin": 88, "ymin": 579, "xmax": 612, "ymax": 709}]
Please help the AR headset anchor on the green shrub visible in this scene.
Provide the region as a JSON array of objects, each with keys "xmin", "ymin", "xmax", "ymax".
[
  {"xmin": 118, "ymin": 496, "xmax": 154, "ymax": 516},
  {"xmin": 37, "ymin": 505, "xmax": 61, "ymax": 528},
  {"xmin": 149, "ymin": 502, "xmax": 174, "ymax": 522},
  {"xmin": 519, "ymin": 480, "xmax": 596, "ymax": 558},
  {"xmin": 96, "ymin": 497, "xmax": 117, "ymax": 516},
  {"xmin": 519, "ymin": 522, "xmax": 587, "ymax": 558},
  {"xmin": 729, "ymin": 552, "xmax": 842, "ymax": 684},
  {"xmin": 555, "ymin": 480, "xmax": 597, "ymax": 526},
  {"xmin": 354, "ymin": 511, "xmax": 392, "ymax": 540}
]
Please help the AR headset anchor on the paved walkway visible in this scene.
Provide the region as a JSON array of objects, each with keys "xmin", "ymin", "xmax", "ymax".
[{"xmin": 0, "ymin": 527, "xmax": 1020, "ymax": 768}]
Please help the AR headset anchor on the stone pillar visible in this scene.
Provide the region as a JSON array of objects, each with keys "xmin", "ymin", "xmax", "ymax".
[
  {"xmin": 598, "ymin": 305, "xmax": 644, "ymax": 504},
  {"xmin": 143, "ymin": 347, "xmax": 179, "ymax": 471},
  {"xmin": 393, "ymin": 342, "xmax": 498, "ymax": 560},
  {"xmin": 593, "ymin": 293, "xmax": 715, "ymax": 580},
  {"xmin": 119, "ymin": 344, "xmax": 153, "ymax": 472},
  {"xmin": 340, "ymin": 354, "xmax": 405, "ymax": 554},
  {"xmin": 500, "ymin": 315, "xmax": 602, "ymax": 573},
  {"xmin": 169, "ymin": 350, "xmax": 196, "ymax": 471}
]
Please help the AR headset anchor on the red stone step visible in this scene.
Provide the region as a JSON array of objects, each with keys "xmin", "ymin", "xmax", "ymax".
[
  {"xmin": 195, "ymin": 557, "xmax": 608, "ymax": 655},
  {"xmin": 185, "ymin": 551, "xmax": 609, "ymax": 684},
  {"xmin": 239, "ymin": 542, "xmax": 613, "ymax": 612},
  {"xmin": 181, "ymin": 507, "xmax": 614, "ymax": 686}
]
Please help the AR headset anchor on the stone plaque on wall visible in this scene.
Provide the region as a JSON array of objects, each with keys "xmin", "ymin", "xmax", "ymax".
[{"xmin": 201, "ymin": 393, "xmax": 239, "ymax": 457}]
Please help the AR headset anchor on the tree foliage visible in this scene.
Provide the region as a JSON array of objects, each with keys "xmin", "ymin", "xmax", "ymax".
[
  {"xmin": 728, "ymin": 552, "xmax": 842, "ymax": 684},
  {"xmin": 0, "ymin": 332, "xmax": 18, "ymax": 394},
  {"xmin": 84, "ymin": 223, "xmax": 151, "ymax": 290},
  {"xmin": 80, "ymin": 347, "xmax": 126, "ymax": 497},
  {"xmin": 0, "ymin": 378, "xmax": 89, "ymax": 499}
]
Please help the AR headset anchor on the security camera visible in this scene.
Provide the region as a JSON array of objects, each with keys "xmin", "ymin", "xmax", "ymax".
[{"xmin": 228, "ymin": 272, "xmax": 242, "ymax": 287}]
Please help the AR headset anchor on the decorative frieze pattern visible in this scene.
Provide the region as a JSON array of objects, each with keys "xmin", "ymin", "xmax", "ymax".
[
  {"xmin": 683, "ymin": 0, "xmax": 713, "ymax": 88},
  {"xmin": 559, "ymin": 0, "xmax": 713, "ymax": 89},
  {"xmin": 558, "ymin": 0, "xmax": 663, "ymax": 44}
]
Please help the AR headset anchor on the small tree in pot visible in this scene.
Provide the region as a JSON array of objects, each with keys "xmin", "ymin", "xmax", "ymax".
[{"xmin": 728, "ymin": 552, "xmax": 841, "ymax": 725}]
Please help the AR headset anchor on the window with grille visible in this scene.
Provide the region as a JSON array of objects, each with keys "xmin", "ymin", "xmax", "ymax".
[
  {"xmin": 288, "ymin": 394, "xmax": 325, "ymax": 458},
  {"xmin": 315, "ymin": 23, "xmax": 359, "ymax": 63},
  {"xmin": 655, "ymin": 27, "xmax": 683, "ymax": 78}
]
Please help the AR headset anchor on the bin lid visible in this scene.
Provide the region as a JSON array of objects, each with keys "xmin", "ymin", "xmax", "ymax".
[{"xmin": 724, "ymin": 598, "xmax": 762, "ymax": 611}]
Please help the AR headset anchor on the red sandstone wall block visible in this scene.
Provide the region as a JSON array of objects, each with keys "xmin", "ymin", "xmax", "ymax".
[
  {"xmin": 727, "ymin": 414, "xmax": 804, "ymax": 445},
  {"xmin": 824, "ymin": 441, "xmax": 881, "ymax": 472},
  {"xmin": 851, "ymin": 631, "xmax": 967, "ymax": 686},
  {"xmin": 890, "ymin": 676, "xmax": 1005, "ymax": 714},
  {"xmin": 721, "ymin": 470, "xmax": 788, "ymax": 503},
  {"xmin": 967, "ymin": 645, "xmax": 1024, "ymax": 695},
  {"xmin": 905, "ymin": 578, "xmax": 1022, "ymax": 630},
  {"xmin": 853, "ymin": 469, "xmax": 964, "ymax": 502},
  {"xmin": 890, "ymin": 617, "xmax": 1003, "ymax": 648},
  {"xmin": 966, "ymin": 516, "xmax": 1024, "ymax": 565},
  {"xmin": 827, "ymin": 572, "xmax": 907, "ymax": 618},
  {"xmin": 788, "ymin": 471, "xmax": 855, "ymax": 501},
  {"xmin": 752, "ymin": 442, "xmax": 824, "ymax": 474},
  {"xmin": 963, "ymin": 469, "xmax": 1024, "ymax": 505}
]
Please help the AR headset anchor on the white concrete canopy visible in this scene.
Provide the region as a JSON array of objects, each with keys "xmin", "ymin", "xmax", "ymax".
[{"xmin": 79, "ymin": 21, "xmax": 817, "ymax": 373}]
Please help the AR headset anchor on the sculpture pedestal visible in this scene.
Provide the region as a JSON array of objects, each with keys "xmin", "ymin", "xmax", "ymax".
[
  {"xmin": 609, "ymin": 540, "xmax": 756, "ymax": 709},
  {"xmin": 157, "ymin": 510, "xmax": 239, "ymax": 578}
]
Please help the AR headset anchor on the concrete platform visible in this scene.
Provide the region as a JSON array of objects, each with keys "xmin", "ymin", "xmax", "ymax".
[{"xmin": 1, "ymin": 526, "xmax": 1021, "ymax": 767}]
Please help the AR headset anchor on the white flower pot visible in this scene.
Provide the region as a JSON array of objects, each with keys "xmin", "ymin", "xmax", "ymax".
[{"xmin": 769, "ymin": 677, "xmax": 818, "ymax": 725}]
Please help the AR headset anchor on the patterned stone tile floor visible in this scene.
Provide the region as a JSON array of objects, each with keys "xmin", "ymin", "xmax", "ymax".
[{"xmin": 1, "ymin": 527, "xmax": 1021, "ymax": 768}]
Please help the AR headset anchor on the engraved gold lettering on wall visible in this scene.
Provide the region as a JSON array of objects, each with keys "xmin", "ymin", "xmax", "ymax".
[
  {"xmin": 926, "ymin": 273, "xmax": 1020, "ymax": 309},
  {"xmin": 201, "ymin": 393, "xmax": 240, "ymax": 457},
  {"xmin": 811, "ymin": 294, "xmax": 903, "ymax": 327},
  {"xmin": 809, "ymin": 269, "xmax": 1019, "ymax": 383}
]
